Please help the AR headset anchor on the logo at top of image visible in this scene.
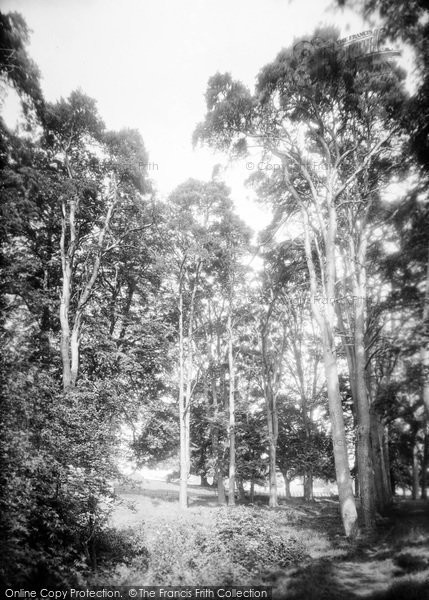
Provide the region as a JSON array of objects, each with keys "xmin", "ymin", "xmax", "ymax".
[{"xmin": 293, "ymin": 28, "xmax": 400, "ymax": 74}]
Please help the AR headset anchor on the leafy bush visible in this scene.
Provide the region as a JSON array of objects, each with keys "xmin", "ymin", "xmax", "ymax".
[
  {"xmin": 94, "ymin": 527, "xmax": 149, "ymax": 569},
  {"xmin": 215, "ymin": 506, "xmax": 308, "ymax": 571},
  {"xmin": 145, "ymin": 506, "xmax": 308, "ymax": 585}
]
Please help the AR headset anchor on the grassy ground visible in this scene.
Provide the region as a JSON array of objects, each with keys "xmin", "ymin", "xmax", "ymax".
[{"xmin": 101, "ymin": 481, "xmax": 429, "ymax": 599}]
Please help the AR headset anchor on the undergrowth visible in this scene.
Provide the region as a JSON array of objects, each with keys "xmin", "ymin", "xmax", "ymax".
[{"xmin": 89, "ymin": 505, "xmax": 309, "ymax": 586}]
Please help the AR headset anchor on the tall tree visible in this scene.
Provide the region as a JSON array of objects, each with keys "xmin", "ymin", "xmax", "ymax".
[{"xmin": 194, "ymin": 28, "xmax": 406, "ymax": 534}]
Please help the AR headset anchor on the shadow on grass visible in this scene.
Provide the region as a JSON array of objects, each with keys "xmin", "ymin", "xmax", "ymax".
[
  {"xmin": 276, "ymin": 557, "xmax": 364, "ymax": 600},
  {"xmin": 366, "ymin": 579, "xmax": 429, "ymax": 600},
  {"xmin": 272, "ymin": 557, "xmax": 429, "ymax": 600}
]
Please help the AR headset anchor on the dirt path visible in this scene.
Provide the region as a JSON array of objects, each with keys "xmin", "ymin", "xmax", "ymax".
[{"xmin": 274, "ymin": 500, "xmax": 429, "ymax": 599}]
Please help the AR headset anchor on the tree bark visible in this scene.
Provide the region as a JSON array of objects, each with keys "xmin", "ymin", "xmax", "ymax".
[
  {"xmin": 227, "ymin": 309, "xmax": 236, "ymax": 506},
  {"xmin": 421, "ymin": 247, "xmax": 429, "ymax": 419},
  {"xmin": 59, "ymin": 179, "xmax": 118, "ymax": 390},
  {"xmin": 421, "ymin": 420, "xmax": 428, "ymax": 500},
  {"xmin": 412, "ymin": 434, "xmax": 420, "ymax": 500},
  {"xmin": 178, "ymin": 287, "xmax": 188, "ymax": 509},
  {"xmin": 59, "ymin": 197, "xmax": 76, "ymax": 390},
  {"xmin": 304, "ymin": 471, "xmax": 314, "ymax": 501},
  {"xmin": 250, "ymin": 476, "xmax": 255, "ymax": 503},
  {"xmin": 218, "ymin": 468, "xmax": 226, "ymax": 505},
  {"xmin": 354, "ymin": 289, "xmax": 376, "ymax": 530},
  {"xmin": 323, "ymin": 333, "xmax": 358, "ymax": 537},
  {"xmin": 237, "ymin": 478, "xmax": 246, "ymax": 502},
  {"xmin": 211, "ymin": 372, "xmax": 226, "ymax": 505},
  {"xmin": 265, "ymin": 385, "xmax": 278, "ymax": 507},
  {"xmin": 383, "ymin": 425, "xmax": 393, "ymax": 499},
  {"xmin": 178, "ymin": 261, "xmax": 201, "ymax": 509},
  {"xmin": 260, "ymin": 305, "xmax": 284, "ymax": 509},
  {"xmin": 282, "ymin": 471, "xmax": 291, "ymax": 499},
  {"xmin": 300, "ymin": 202, "xmax": 358, "ymax": 537}
]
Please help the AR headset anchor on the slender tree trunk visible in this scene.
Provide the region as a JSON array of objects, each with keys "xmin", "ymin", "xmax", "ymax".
[
  {"xmin": 412, "ymin": 435, "xmax": 420, "ymax": 500},
  {"xmin": 355, "ymin": 295, "xmax": 376, "ymax": 530},
  {"xmin": 60, "ymin": 271, "xmax": 72, "ymax": 389},
  {"xmin": 421, "ymin": 247, "xmax": 429, "ymax": 419},
  {"xmin": 261, "ymin": 316, "xmax": 280, "ymax": 508},
  {"xmin": 265, "ymin": 387, "xmax": 278, "ymax": 508},
  {"xmin": 282, "ymin": 471, "xmax": 291, "ymax": 499},
  {"xmin": 227, "ymin": 309, "xmax": 236, "ymax": 506},
  {"xmin": 211, "ymin": 375, "xmax": 226, "ymax": 504},
  {"xmin": 370, "ymin": 410, "xmax": 386, "ymax": 511},
  {"xmin": 70, "ymin": 314, "xmax": 81, "ymax": 387},
  {"xmin": 370, "ymin": 410, "xmax": 392, "ymax": 510},
  {"xmin": 421, "ymin": 421, "xmax": 428, "ymax": 500},
  {"xmin": 349, "ymin": 218, "xmax": 375, "ymax": 530},
  {"xmin": 250, "ymin": 476, "xmax": 255, "ymax": 503},
  {"xmin": 59, "ymin": 181, "xmax": 117, "ymax": 390},
  {"xmin": 60, "ymin": 197, "xmax": 74, "ymax": 390},
  {"xmin": 281, "ymin": 470, "xmax": 292, "ymax": 499},
  {"xmin": 178, "ymin": 262, "xmax": 200, "ymax": 509},
  {"xmin": 383, "ymin": 425, "xmax": 393, "ymax": 499},
  {"xmin": 237, "ymin": 478, "xmax": 246, "ymax": 502},
  {"xmin": 300, "ymin": 203, "xmax": 358, "ymax": 537},
  {"xmin": 323, "ymin": 328, "xmax": 358, "ymax": 537},
  {"xmin": 218, "ymin": 467, "xmax": 226, "ymax": 505},
  {"xmin": 304, "ymin": 471, "xmax": 314, "ymax": 501},
  {"xmin": 178, "ymin": 288, "xmax": 188, "ymax": 509}
]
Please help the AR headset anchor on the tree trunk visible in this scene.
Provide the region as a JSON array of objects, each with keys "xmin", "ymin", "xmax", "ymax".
[
  {"xmin": 59, "ymin": 181, "xmax": 117, "ymax": 391},
  {"xmin": 250, "ymin": 476, "xmax": 255, "ymax": 503},
  {"xmin": 370, "ymin": 410, "xmax": 392, "ymax": 511},
  {"xmin": 383, "ymin": 425, "xmax": 393, "ymax": 499},
  {"xmin": 370, "ymin": 410, "xmax": 386, "ymax": 511},
  {"xmin": 178, "ymin": 288, "xmax": 188, "ymax": 509},
  {"xmin": 217, "ymin": 468, "xmax": 226, "ymax": 505},
  {"xmin": 323, "ymin": 330, "xmax": 358, "ymax": 537},
  {"xmin": 70, "ymin": 314, "xmax": 81, "ymax": 388},
  {"xmin": 261, "ymin": 317, "xmax": 280, "ymax": 508},
  {"xmin": 421, "ymin": 421, "xmax": 428, "ymax": 500},
  {"xmin": 227, "ymin": 309, "xmax": 236, "ymax": 506},
  {"xmin": 304, "ymin": 471, "xmax": 314, "ymax": 501},
  {"xmin": 211, "ymin": 372, "xmax": 226, "ymax": 505},
  {"xmin": 282, "ymin": 470, "xmax": 292, "ymax": 499},
  {"xmin": 421, "ymin": 246, "xmax": 429, "ymax": 419},
  {"xmin": 355, "ymin": 294, "xmax": 376, "ymax": 531},
  {"xmin": 300, "ymin": 202, "xmax": 358, "ymax": 537},
  {"xmin": 59, "ymin": 198, "xmax": 74, "ymax": 390},
  {"xmin": 412, "ymin": 434, "xmax": 420, "ymax": 500},
  {"xmin": 265, "ymin": 387, "xmax": 278, "ymax": 507},
  {"xmin": 237, "ymin": 478, "xmax": 246, "ymax": 502}
]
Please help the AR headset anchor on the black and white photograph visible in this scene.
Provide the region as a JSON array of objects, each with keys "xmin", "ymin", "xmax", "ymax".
[{"xmin": 1, "ymin": 0, "xmax": 429, "ymax": 596}]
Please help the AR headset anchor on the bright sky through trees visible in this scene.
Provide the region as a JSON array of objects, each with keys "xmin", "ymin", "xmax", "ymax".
[{"xmin": 1, "ymin": 0, "xmax": 370, "ymax": 230}]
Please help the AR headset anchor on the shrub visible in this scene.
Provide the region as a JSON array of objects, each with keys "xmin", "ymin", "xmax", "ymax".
[
  {"xmin": 216, "ymin": 506, "xmax": 308, "ymax": 569},
  {"xmin": 94, "ymin": 527, "xmax": 149, "ymax": 569},
  {"xmin": 145, "ymin": 506, "xmax": 308, "ymax": 585}
]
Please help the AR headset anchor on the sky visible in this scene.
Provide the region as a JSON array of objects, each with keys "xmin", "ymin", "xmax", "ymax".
[{"xmin": 1, "ymin": 0, "xmax": 370, "ymax": 231}]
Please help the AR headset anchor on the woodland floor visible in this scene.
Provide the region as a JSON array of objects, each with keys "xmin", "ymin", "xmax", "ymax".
[{"xmin": 110, "ymin": 480, "xmax": 429, "ymax": 599}]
